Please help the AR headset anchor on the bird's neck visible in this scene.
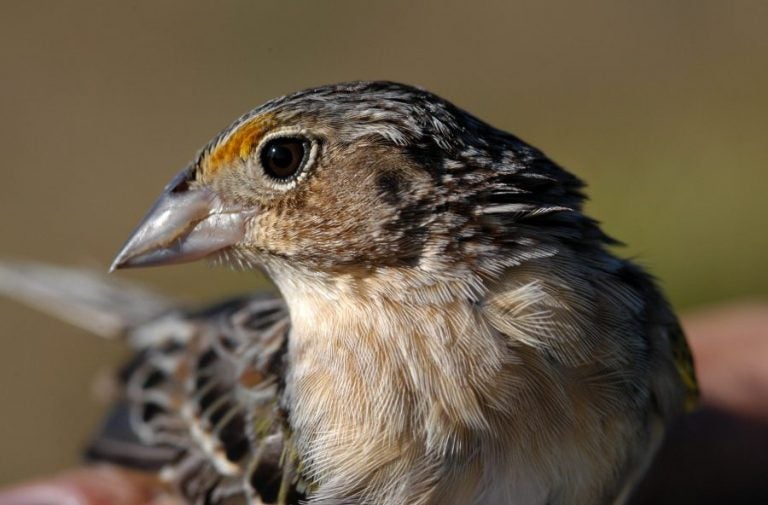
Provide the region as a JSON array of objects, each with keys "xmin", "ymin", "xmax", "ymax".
[
  {"xmin": 270, "ymin": 263, "xmax": 497, "ymax": 380},
  {"xmin": 267, "ymin": 262, "xmax": 513, "ymax": 495}
]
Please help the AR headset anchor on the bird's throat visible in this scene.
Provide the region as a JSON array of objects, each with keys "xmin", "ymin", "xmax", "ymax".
[{"xmin": 272, "ymin": 264, "xmax": 511, "ymax": 496}]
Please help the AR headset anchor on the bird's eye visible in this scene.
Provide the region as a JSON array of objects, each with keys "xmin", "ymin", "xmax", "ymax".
[{"xmin": 260, "ymin": 137, "xmax": 308, "ymax": 180}]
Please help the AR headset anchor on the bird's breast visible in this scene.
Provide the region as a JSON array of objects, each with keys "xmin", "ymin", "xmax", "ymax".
[
  {"xmin": 279, "ymin": 285, "xmax": 545, "ymax": 503},
  {"xmin": 269, "ymin": 266, "xmax": 652, "ymax": 504}
]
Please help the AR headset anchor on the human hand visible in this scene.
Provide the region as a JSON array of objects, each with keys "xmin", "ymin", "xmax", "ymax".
[{"xmin": 0, "ymin": 466, "xmax": 176, "ymax": 505}]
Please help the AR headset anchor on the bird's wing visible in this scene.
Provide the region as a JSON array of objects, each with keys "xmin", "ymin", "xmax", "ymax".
[
  {"xmin": 0, "ymin": 262, "xmax": 307, "ymax": 505},
  {"xmin": 104, "ymin": 296, "xmax": 307, "ymax": 505}
]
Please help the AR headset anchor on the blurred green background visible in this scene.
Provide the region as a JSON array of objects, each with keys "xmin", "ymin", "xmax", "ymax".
[{"xmin": 0, "ymin": 0, "xmax": 766, "ymax": 486}]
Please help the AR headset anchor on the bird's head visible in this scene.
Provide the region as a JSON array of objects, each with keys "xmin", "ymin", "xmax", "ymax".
[{"xmin": 112, "ymin": 82, "xmax": 600, "ymax": 296}]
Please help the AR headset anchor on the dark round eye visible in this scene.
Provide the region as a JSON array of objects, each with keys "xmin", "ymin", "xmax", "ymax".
[{"xmin": 260, "ymin": 137, "xmax": 308, "ymax": 180}]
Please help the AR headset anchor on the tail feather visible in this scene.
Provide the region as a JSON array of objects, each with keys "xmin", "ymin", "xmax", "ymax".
[{"xmin": 0, "ymin": 261, "xmax": 177, "ymax": 338}]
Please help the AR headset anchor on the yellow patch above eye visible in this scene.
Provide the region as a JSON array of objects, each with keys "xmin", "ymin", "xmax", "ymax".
[{"xmin": 200, "ymin": 113, "xmax": 275, "ymax": 178}]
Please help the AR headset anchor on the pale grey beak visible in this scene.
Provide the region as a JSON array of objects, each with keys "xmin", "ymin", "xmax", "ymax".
[{"xmin": 110, "ymin": 168, "xmax": 253, "ymax": 271}]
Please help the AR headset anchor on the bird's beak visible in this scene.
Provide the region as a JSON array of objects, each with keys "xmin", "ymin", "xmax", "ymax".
[{"xmin": 110, "ymin": 167, "xmax": 253, "ymax": 271}]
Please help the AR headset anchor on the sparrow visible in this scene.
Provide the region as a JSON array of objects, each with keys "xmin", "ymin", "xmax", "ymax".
[{"xmin": 0, "ymin": 81, "xmax": 697, "ymax": 505}]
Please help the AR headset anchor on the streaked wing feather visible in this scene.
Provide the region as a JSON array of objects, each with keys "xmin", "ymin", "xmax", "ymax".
[{"xmin": 91, "ymin": 296, "xmax": 306, "ymax": 505}]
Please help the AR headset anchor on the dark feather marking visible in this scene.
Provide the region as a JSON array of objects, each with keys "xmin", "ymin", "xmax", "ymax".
[
  {"xmin": 197, "ymin": 349, "xmax": 218, "ymax": 370},
  {"xmin": 142, "ymin": 402, "xmax": 166, "ymax": 423},
  {"xmin": 376, "ymin": 172, "xmax": 405, "ymax": 206},
  {"xmin": 219, "ymin": 412, "xmax": 249, "ymax": 462},
  {"xmin": 142, "ymin": 369, "xmax": 166, "ymax": 389}
]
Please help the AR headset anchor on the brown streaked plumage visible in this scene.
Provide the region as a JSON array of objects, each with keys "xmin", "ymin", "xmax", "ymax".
[{"xmin": 0, "ymin": 81, "xmax": 697, "ymax": 505}]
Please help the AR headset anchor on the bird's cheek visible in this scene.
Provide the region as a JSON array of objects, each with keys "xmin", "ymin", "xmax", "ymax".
[{"xmin": 245, "ymin": 210, "xmax": 303, "ymax": 258}]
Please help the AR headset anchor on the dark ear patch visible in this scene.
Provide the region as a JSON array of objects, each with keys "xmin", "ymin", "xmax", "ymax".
[{"xmin": 376, "ymin": 172, "xmax": 409, "ymax": 206}]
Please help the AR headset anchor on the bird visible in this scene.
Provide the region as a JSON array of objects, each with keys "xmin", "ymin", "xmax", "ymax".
[{"xmin": 0, "ymin": 81, "xmax": 697, "ymax": 505}]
